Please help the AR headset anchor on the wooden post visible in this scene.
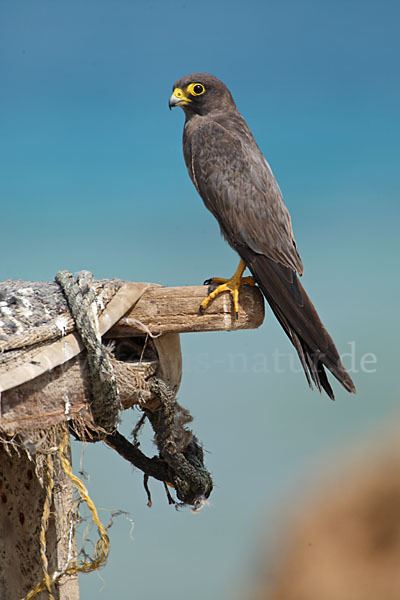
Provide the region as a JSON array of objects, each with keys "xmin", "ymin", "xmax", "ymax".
[{"xmin": 0, "ymin": 434, "xmax": 79, "ymax": 599}]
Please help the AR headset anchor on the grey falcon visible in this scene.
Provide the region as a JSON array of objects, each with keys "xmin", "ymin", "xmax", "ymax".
[{"xmin": 169, "ymin": 72, "xmax": 356, "ymax": 400}]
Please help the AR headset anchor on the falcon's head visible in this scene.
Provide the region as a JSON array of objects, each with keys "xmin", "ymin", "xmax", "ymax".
[{"xmin": 169, "ymin": 72, "xmax": 236, "ymax": 116}]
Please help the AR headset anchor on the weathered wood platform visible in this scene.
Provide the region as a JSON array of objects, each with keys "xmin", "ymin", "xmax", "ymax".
[{"xmin": 0, "ymin": 279, "xmax": 265, "ymax": 600}]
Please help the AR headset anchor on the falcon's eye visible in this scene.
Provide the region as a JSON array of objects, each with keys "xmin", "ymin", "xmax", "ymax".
[{"xmin": 188, "ymin": 83, "xmax": 205, "ymax": 96}]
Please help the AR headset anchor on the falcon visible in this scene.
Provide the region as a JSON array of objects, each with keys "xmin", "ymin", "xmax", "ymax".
[{"xmin": 169, "ymin": 72, "xmax": 356, "ymax": 399}]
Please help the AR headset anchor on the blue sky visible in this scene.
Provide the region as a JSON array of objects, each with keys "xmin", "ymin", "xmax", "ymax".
[{"xmin": 1, "ymin": 1, "xmax": 399, "ymax": 598}]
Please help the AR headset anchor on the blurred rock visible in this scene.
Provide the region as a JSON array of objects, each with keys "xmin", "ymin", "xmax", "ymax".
[{"xmin": 253, "ymin": 434, "xmax": 400, "ymax": 600}]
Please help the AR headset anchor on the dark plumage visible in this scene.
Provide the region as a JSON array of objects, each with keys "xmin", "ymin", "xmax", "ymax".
[{"xmin": 169, "ymin": 72, "xmax": 356, "ymax": 399}]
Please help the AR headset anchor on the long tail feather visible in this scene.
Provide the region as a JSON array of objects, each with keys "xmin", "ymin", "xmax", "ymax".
[{"xmin": 239, "ymin": 249, "xmax": 356, "ymax": 399}]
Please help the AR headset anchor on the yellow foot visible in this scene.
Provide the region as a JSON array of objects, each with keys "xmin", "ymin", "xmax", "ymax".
[{"xmin": 200, "ymin": 259, "xmax": 255, "ymax": 320}]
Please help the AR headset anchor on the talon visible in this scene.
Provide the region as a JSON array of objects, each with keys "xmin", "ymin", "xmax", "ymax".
[
  {"xmin": 204, "ymin": 276, "xmax": 229, "ymax": 286},
  {"xmin": 241, "ymin": 276, "xmax": 256, "ymax": 287},
  {"xmin": 199, "ymin": 259, "xmax": 251, "ymax": 318}
]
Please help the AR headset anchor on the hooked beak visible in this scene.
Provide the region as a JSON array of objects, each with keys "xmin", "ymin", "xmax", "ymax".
[{"xmin": 169, "ymin": 87, "xmax": 191, "ymax": 110}]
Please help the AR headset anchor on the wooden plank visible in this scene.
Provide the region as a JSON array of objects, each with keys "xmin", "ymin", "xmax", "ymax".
[{"xmin": 107, "ymin": 284, "xmax": 265, "ymax": 337}]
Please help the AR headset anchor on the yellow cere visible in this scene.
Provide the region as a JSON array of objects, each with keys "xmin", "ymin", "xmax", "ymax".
[
  {"xmin": 187, "ymin": 83, "xmax": 205, "ymax": 96},
  {"xmin": 173, "ymin": 87, "xmax": 191, "ymax": 102}
]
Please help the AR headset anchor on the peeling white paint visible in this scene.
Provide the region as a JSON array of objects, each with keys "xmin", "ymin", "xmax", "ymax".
[
  {"xmin": 19, "ymin": 296, "xmax": 33, "ymax": 317},
  {"xmin": 64, "ymin": 397, "xmax": 71, "ymax": 415},
  {"xmin": 56, "ymin": 316, "xmax": 69, "ymax": 336}
]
